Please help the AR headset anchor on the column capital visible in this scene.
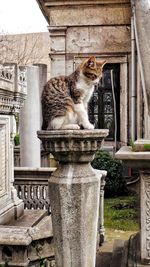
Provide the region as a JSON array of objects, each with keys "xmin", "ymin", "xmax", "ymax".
[{"xmin": 38, "ymin": 129, "xmax": 109, "ymax": 162}]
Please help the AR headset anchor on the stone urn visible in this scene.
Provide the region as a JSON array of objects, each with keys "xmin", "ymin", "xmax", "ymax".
[{"xmin": 38, "ymin": 129, "xmax": 108, "ymax": 267}]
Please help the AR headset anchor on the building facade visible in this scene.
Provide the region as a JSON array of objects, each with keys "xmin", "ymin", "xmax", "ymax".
[{"xmin": 37, "ymin": 0, "xmax": 149, "ymax": 148}]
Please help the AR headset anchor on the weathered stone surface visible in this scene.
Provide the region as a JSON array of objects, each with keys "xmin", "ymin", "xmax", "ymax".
[
  {"xmin": 115, "ymin": 146, "xmax": 150, "ymax": 169},
  {"xmin": 38, "ymin": 129, "xmax": 108, "ymax": 267},
  {"xmin": 0, "ymin": 64, "xmax": 27, "ymax": 224},
  {"xmin": 38, "ymin": 129, "xmax": 109, "ymax": 162},
  {"xmin": 8, "ymin": 210, "xmax": 48, "ymax": 227},
  {"xmin": 50, "ymin": 166, "xmax": 101, "ymax": 267},
  {"xmin": 49, "ymin": 5, "xmax": 131, "ymax": 27},
  {"xmin": 115, "ymin": 145, "xmax": 150, "ymax": 264},
  {"xmin": 134, "ymin": 0, "xmax": 150, "ymax": 115},
  {"xmin": 20, "ymin": 66, "xmax": 41, "ymax": 168},
  {"xmin": 0, "ymin": 115, "xmax": 24, "ymax": 225},
  {"xmin": 132, "ymin": 139, "xmax": 150, "ymax": 152},
  {"xmin": 66, "ymin": 26, "xmax": 131, "ymax": 54},
  {"xmin": 0, "ymin": 212, "xmax": 54, "ymax": 266}
]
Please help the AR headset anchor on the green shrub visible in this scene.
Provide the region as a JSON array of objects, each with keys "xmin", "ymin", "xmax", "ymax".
[
  {"xmin": 14, "ymin": 133, "xmax": 20, "ymax": 146},
  {"xmin": 91, "ymin": 151, "xmax": 128, "ymax": 197}
]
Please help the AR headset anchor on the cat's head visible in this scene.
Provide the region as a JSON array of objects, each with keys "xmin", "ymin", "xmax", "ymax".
[{"xmin": 80, "ymin": 56, "xmax": 107, "ymax": 84}]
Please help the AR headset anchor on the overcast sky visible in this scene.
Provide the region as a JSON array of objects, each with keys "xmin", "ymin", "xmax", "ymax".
[{"xmin": 0, "ymin": 0, "xmax": 48, "ymax": 34}]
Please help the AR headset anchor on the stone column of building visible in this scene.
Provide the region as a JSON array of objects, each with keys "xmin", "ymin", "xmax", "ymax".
[
  {"xmin": 38, "ymin": 129, "xmax": 108, "ymax": 267},
  {"xmin": 20, "ymin": 66, "xmax": 41, "ymax": 167},
  {"xmin": 34, "ymin": 64, "xmax": 51, "ymax": 167}
]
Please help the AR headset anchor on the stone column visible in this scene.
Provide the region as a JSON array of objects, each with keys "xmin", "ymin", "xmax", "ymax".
[
  {"xmin": 38, "ymin": 129, "xmax": 108, "ymax": 267},
  {"xmin": 33, "ymin": 64, "xmax": 47, "ymax": 127},
  {"xmin": 20, "ymin": 66, "xmax": 41, "ymax": 167},
  {"xmin": 115, "ymin": 140, "xmax": 150, "ymax": 264},
  {"xmin": 48, "ymin": 27, "xmax": 67, "ymax": 77}
]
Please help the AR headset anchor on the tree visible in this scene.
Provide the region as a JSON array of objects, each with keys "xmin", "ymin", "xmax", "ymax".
[{"xmin": 0, "ymin": 31, "xmax": 46, "ymax": 65}]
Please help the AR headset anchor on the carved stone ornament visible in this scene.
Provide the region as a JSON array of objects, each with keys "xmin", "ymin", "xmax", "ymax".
[{"xmin": 0, "ymin": 64, "xmax": 27, "ymax": 114}]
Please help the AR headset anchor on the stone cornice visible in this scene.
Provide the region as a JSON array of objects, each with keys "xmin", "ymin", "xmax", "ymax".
[
  {"xmin": 44, "ymin": 0, "xmax": 130, "ymax": 7},
  {"xmin": 37, "ymin": 0, "xmax": 131, "ymax": 23}
]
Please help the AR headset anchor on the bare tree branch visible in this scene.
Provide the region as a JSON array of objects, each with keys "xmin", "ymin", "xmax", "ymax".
[{"xmin": 0, "ymin": 31, "xmax": 44, "ymax": 65}]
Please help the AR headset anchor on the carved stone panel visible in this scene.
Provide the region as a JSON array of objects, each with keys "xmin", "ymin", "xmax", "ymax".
[
  {"xmin": 140, "ymin": 171, "xmax": 150, "ymax": 263},
  {"xmin": 0, "ymin": 116, "xmax": 9, "ymax": 200},
  {"xmin": 66, "ymin": 26, "xmax": 131, "ymax": 54}
]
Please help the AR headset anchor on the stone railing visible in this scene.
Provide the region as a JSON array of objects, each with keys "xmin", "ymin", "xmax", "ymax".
[
  {"xmin": 14, "ymin": 164, "xmax": 107, "ymax": 247},
  {"xmin": 14, "ymin": 167, "xmax": 56, "ymax": 211}
]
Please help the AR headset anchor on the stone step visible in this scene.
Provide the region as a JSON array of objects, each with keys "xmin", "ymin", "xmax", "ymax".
[
  {"xmin": 110, "ymin": 239, "xmax": 125, "ymax": 267},
  {"xmin": 0, "ymin": 214, "xmax": 54, "ymax": 266},
  {"xmin": 8, "ymin": 209, "xmax": 48, "ymax": 227},
  {"xmin": 96, "ymin": 241, "xmax": 113, "ymax": 267}
]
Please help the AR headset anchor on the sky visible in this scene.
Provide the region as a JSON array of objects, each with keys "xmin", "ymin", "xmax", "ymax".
[{"xmin": 0, "ymin": 0, "xmax": 48, "ymax": 34}]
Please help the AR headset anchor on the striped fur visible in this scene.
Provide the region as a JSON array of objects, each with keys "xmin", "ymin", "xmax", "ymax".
[{"xmin": 41, "ymin": 57, "xmax": 106, "ymax": 130}]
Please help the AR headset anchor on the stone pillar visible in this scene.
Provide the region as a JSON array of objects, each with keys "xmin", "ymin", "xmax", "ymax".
[
  {"xmin": 48, "ymin": 27, "xmax": 67, "ymax": 77},
  {"xmin": 38, "ymin": 129, "xmax": 108, "ymax": 267},
  {"xmin": 20, "ymin": 66, "xmax": 41, "ymax": 167},
  {"xmin": 34, "ymin": 64, "xmax": 47, "ymax": 127},
  {"xmin": 115, "ymin": 140, "xmax": 150, "ymax": 264}
]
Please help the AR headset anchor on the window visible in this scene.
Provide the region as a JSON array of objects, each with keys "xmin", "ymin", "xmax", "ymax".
[{"xmin": 88, "ymin": 64, "xmax": 120, "ymax": 141}]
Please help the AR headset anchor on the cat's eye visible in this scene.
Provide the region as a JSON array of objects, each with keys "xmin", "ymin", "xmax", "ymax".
[
  {"xmin": 88, "ymin": 61, "xmax": 94, "ymax": 67},
  {"xmin": 92, "ymin": 74, "xmax": 97, "ymax": 79}
]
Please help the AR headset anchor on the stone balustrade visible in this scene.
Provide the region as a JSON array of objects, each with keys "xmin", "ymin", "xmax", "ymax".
[{"xmin": 14, "ymin": 167, "xmax": 55, "ymax": 211}]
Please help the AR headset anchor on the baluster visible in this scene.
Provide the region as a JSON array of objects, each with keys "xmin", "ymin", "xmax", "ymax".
[
  {"xmin": 99, "ymin": 170, "xmax": 107, "ymax": 246},
  {"xmin": 33, "ymin": 185, "xmax": 38, "ymax": 209}
]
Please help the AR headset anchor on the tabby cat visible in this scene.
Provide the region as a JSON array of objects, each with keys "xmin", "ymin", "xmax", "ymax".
[{"xmin": 41, "ymin": 56, "xmax": 106, "ymax": 130}]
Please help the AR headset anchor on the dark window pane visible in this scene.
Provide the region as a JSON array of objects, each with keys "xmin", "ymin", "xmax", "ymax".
[{"xmin": 88, "ymin": 64, "xmax": 120, "ymax": 141}]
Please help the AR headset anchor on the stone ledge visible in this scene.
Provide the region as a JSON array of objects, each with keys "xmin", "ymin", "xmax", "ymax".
[
  {"xmin": 0, "ymin": 211, "xmax": 54, "ymax": 266},
  {"xmin": 0, "ymin": 211, "xmax": 53, "ymax": 246}
]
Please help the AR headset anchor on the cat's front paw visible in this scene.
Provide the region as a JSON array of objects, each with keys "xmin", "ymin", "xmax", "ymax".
[{"xmin": 82, "ymin": 122, "xmax": 95, "ymax": 130}]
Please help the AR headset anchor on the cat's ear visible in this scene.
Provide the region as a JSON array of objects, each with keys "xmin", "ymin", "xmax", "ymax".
[
  {"xmin": 97, "ymin": 60, "xmax": 107, "ymax": 68},
  {"xmin": 87, "ymin": 56, "xmax": 96, "ymax": 68}
]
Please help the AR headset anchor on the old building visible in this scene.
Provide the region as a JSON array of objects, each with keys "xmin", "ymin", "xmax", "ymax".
[{"xmin": 37, "ymin": 0, "xmax": 150, "ymax": 149}]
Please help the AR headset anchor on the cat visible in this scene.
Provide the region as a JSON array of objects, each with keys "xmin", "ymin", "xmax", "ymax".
[{"xmin": 41, "ymin": 56, "xmax": 106, "ymax": 130}]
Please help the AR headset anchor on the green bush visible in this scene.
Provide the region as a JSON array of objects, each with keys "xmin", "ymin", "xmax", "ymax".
[
  {"xmin": 14, "ymin": 133, "xmax": 20, "ymax": 146},
  {"xmin": 91, "ymin": 151, "xmax": 128, "ymax": 197}
]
